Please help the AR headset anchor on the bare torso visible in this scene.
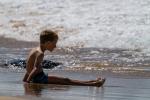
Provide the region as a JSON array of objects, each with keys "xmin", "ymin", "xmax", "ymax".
[{"xmin": 26, "ymin": 47, "xmax": 44, "ymax": 75}]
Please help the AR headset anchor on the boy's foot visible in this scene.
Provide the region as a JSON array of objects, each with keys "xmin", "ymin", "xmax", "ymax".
[
  {"xmin": 86, "ymin": 77, "xmax": 103, "ymax": 83},
  {"xmin": 95, "ymin": 78, "xmax": 105, "ymax": 87},
  {"xmin": 97, "ymin": 77, "xmax": 102, "ymax": 81}
]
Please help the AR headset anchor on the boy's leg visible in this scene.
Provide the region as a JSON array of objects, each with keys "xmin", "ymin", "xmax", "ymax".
[{"xmin": 48, "ymin": 75, "xmax": 105, "ymax": 87}]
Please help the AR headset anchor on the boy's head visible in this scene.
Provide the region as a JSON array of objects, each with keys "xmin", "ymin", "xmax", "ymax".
[
  {"xmin": 40, "ymin": 30, "xmax": 58, "ymax": 44},
  {"xmin": 40, "ymin": 30, "xmax": 58, "ymax": 51}
]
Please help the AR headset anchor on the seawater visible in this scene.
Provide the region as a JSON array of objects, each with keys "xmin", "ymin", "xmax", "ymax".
[
  {"xmin": 0, "ymin": 0, "xmax": 150, "ymax": 51},
  {"xmin": 0, "ymin": 0, "xmax": 150, "ymax": 76},
  {"xmin": 1, "ymin": 47, "xmax": 150, "ymax": 77}
]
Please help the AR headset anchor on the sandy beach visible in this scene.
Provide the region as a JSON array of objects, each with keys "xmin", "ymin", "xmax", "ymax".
[{"xmin": 0, "ymin": 69, "xmax": 149, "ymax": 100}]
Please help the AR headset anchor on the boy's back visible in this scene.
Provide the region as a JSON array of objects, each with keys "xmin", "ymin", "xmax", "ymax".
[
  {"xmin": 23, "ymin": 47, "xmax": 44, "ymax": 83},
  {"xmin": 26, "ymin": 47, "xmax": 44, "ymax": 74}
]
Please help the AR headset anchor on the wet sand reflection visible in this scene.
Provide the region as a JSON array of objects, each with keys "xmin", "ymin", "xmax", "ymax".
[{"xmin": 23, "ymin": 83, "xmax": 70, "ymax": 97}]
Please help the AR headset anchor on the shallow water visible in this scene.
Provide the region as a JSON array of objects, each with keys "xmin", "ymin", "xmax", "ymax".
[
  {"xmin": 0, "ymin": 46, "xmax": 150, "ymax": 100},
  {"xmin": 1, "ymin": 47, "xmax": 150, "ymax": 76},
  {"xmin": 0, "ymin": 70, "xmax": 150, "ymax": 100}
]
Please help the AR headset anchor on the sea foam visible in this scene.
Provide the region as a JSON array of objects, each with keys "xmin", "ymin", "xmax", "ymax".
[{"xmin": 0, "ymin": 0, "xmax": 150, "ymax": 51}]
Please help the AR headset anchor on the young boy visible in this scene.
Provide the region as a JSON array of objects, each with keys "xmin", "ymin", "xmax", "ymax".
[{"xmin": 23, "ymin": 30, "xmax": 105, "ymax": 87}]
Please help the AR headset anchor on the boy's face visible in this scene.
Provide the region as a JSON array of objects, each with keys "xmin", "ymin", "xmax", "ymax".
[{"xmin": 45, "ymin": 40, "xmax": 57, "ymax": 52}]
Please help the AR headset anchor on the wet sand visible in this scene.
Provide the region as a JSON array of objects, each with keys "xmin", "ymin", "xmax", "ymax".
[
  {"xmin": 0, "ymin": 69, "xmax": 150, "ymax": 100},
  {"xmin": 0, "ymin": 37, "xmax": 37, "ymax": 48},
  {"xmin": 0, "ymin": 96, "xmax": 27, "ymax": 100}
]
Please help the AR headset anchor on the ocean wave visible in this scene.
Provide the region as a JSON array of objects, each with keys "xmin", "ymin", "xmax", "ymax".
[{"xmin": 0, "ymin": 0, "xmax": 150, "ymax": 52}]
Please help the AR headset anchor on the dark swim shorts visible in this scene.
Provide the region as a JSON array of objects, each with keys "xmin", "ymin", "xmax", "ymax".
[{"xmin": 32, "ymin": 71, "xmax": 48, "ymax": 84}]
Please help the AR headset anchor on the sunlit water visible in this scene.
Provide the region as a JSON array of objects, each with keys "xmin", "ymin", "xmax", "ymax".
[{"xmin": 1, "ymin": 47, "xmax": 150, "ymax": 78}]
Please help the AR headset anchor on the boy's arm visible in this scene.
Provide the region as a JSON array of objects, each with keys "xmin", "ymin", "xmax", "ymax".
[
  {"xmin": 26, "ymin": 53, "xmax": 44, "ymax": 83},
  {"xmin": 26, "ymin": 67, "xmax": 37, "ymax": 83}
]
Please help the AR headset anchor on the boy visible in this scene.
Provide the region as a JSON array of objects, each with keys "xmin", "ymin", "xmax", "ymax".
[{"xmin": 23, "ymin": 30, "xmax": 105, "ymax": 87}]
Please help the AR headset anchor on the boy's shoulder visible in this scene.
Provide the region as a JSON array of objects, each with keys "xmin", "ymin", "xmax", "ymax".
[{"xmin": 29, "ymin": 47, "xmax": 44, "ymax": 57}]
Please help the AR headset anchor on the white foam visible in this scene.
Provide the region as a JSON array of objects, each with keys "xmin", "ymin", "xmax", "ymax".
[{"xmin": 0, "ymin": 0, "xmax": 150, "ymax": 51}]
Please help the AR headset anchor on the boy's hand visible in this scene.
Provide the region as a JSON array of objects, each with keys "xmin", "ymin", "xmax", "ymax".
[
  {"xmin": 26, "ymin": 80, "xmax": 31, "ymax": 83},
  {"xmin": 23, "ymin": 78, "xmax": 30, "ymax": 83},
  {"xmin": 24, "ymin": 80, "xmax": 30, "ymax": 83},
  {"xmin": 23, "ymin": 79, "xmax": 27, "ymax": 82}
]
